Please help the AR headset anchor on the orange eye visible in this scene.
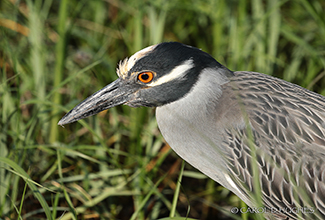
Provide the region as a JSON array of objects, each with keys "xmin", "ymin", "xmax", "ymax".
[{"xmin": 138, "ymin": 71, "xmax": 154, "ymax": 83}]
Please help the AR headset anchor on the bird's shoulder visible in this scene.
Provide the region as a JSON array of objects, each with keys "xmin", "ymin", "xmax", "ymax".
[{"xmin": 226, "ymin": 71, "xmax": 325, "ymax": 152}]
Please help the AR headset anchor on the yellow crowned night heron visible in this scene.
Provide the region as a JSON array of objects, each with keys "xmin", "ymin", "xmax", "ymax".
[{"xmin": 59, "ymin": 42, "xmax": 325, "ymax": 220}]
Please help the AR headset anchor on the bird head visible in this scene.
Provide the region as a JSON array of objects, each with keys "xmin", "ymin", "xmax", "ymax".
[{"xmin": 58, "ymin": 42, "xmax": 224, "ymax": 125}]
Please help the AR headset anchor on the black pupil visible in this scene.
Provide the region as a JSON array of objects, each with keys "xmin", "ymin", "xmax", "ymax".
[{"xmin": 141, "ymin": 73, "xmax": 149, "ymax": 80}]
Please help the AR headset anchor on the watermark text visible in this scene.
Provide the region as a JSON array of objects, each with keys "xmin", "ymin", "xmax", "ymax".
[{"xmin": 230, "ymin": 206, "xmax": 314, "ymax": 215}]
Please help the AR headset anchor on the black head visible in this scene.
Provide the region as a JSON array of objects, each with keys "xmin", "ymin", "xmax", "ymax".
[{"xmin": 58, "ymin": 42, "xmax": 225, "ymax": 125}]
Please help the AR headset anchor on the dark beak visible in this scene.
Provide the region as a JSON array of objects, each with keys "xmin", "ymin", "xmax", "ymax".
[{"xmin": 58, "ymin": 78, "xmax": 134, "ymax": 126}]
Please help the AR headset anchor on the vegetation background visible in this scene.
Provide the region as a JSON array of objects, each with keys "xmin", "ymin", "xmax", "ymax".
[{"xmin": 1, "ymin": 0, "xmax": 324, "ymax": 219}]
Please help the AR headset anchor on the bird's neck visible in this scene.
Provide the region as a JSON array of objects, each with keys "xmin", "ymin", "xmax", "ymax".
[
  {"xmin": 155, "ymin": 67, "xmax": 235, "ymax": 185},
  {"xmin": 157, "ymin": 67, "xmax": 230, "ymax": 119}
]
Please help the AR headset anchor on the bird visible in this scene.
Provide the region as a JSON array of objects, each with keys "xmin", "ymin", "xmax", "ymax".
[{"xmin": 58, "ymin": 42, "xmax": 325, "ymax": 220}]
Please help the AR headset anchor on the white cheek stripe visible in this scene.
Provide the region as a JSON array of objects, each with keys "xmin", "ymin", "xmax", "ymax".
[{"xmin": 148, "ymin": 59, "xmax": 194, "ymax": 87}]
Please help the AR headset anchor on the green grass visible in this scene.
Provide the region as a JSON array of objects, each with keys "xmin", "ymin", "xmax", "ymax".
[{"xmin": 1, "ymin": 0, "xmax": 325, "ymax": 219}]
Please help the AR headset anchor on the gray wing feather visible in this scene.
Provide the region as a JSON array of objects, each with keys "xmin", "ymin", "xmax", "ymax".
[{"xmin": 221, "ymin": 71, "xmax": 325, "ymax": 220}]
